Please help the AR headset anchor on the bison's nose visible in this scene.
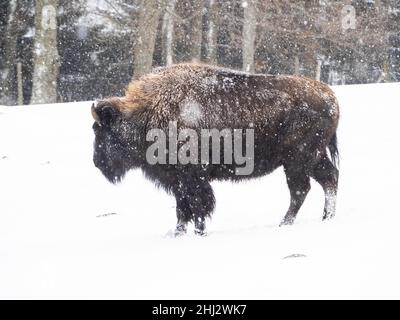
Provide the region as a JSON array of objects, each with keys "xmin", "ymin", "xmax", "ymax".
[{"xmin": 93, "ymin": 155, "xmax": 104, "ymax": 168}]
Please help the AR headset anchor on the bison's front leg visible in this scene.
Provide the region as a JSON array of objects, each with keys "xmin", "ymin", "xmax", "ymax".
[
  {"xmin": 174, "ymin": 196, "xmax": 191, "ymax": 237},
  {"xmin": 173, "ymin": 177, "xmax": 215, "ymax": 236}
]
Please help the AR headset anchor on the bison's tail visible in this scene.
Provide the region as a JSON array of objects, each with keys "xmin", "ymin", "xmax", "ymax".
[{"xmin": 328, "ymin": 132, "xmax": 339, "ymax": 169}]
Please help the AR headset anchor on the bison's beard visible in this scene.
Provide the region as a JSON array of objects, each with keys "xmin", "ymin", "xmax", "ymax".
[
  {"xmin": 93, "ymin": 153, "xmax": 127, "ymax": 184},
  {"xmin": 101, "ymin": 165, "xmax": 126, "ymax": 184}
]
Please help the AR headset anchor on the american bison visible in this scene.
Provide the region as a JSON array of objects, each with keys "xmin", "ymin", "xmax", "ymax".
[{"xmin": 91, "ymin": 63, "xmax": 339, "ymax": 236}]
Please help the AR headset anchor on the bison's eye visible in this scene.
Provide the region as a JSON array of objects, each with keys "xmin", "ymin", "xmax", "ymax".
[{"xmin": 98, "ymin": 105, "xmax": 120, "ymax": 127}]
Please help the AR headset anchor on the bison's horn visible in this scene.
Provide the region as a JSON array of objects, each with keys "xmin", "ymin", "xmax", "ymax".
[{"xmin": 91, "ymin": 103, "xmax": 101, "ymax": 124}]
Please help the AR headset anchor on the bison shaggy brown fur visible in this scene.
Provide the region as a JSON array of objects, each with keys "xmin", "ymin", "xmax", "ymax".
[{"xmin": 91, "ymin": 63, "xmax": 339, "ymax": 236}]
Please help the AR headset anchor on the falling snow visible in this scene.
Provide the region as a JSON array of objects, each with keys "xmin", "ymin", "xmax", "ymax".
[{"xmin": 180, "ymin": 98, "xmax": 203, "ymax": 126}]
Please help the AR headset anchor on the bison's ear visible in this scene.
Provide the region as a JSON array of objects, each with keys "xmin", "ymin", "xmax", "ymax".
[{"xmin": 92, "ymin": 101, "xmax": 121, "ymax": 127}]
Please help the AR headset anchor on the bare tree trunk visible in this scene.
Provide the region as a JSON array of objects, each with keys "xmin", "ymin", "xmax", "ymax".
[
  {"xmin": 17, "ymin": 61, "xmax": 23, "ymax": 105},
  {"xmin": 303, "ymin": 49, "xmax": 317, "ymax": 79},
  {"xmin": 376, "ymin": 0, "xmax": 391, "ymax": 82},
  {"xmin": 31, "ymin": 0, "xmax": 59, "ymax": 105},
  {"xmin": 133, "ymin": 0, "xmax": 162, "ymax": 78},
  {"xmin": 242, "ymin": 0, "xmax": 257, "ymax": 72},
  {"xmin": 315, "ymin": 59, "xmax": 322, "ymax": 81},
  {"xmin": 0, "ymin": 0, "xmax": 18, "ymax": 105},
  {"xmin": 161, "ymin": 0, "xmax": 176, "ymax": 66},
  {"xmin": 189, "ymin": 0, "xmax": 203, "ymax": 62},
  {"xmin": 294, "ymin": 55, "xmax": 300, "ymax": 75},
  {"xmin": 205, "ymin": 0, "xmax": 218, "ymax": 64}
]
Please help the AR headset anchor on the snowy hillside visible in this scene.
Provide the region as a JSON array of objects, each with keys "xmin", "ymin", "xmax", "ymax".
[{"xmin": 0, "ymin": 82, "xmax": 400, "ymax": 299}]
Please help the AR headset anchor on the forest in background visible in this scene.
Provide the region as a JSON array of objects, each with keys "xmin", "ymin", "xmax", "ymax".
[{"xmin": 0, "ymin": 0, "xmax": 399, "ymax": 106}]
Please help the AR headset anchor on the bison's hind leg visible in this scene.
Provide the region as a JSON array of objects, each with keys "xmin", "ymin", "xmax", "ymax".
[
  {"xmin": 280, "ymin": 165, "xmax": 311, "ymax": 226},
  {"xmin": 311, "ymin": 155, "xmax": 339, "ymax": 220}
]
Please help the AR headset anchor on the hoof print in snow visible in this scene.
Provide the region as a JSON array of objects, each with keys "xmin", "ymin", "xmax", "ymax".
[
  {"xmin": 96, "ymin": 212, "xmax": 117, "ymax": 218},
  {"xmin": 1, "ymin": 156, "xmax": 8, "ymax": 160},
  {"xmin": 283, "ymin": 254, "xmax": 307, "ymax": 259},
  {"xmin": 41, "ymin": 161, "xmax": 51, "ymax": 165}
]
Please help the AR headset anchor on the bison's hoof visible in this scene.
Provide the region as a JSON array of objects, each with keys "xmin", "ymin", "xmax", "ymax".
[
  {"xmin": 322, "ymin": 213, "xmax": 335, "ymax": 221},
  {"xmin": 174, "ymin": 230, "xmax": 186, "ymax": 237},
  {"xmin": 279, "ymin": 219, "xmax": 294, "ymax": 227},
  {"xmin": 174, "ymin": 225, "xmax": 187, "ymax": 237},
  {"xmin": 194, "ymin": 229, "xmax": 207, "ymax": 237}
]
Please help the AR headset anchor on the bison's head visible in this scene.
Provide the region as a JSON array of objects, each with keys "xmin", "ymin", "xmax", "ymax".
[{"xmin": 91, "ymin": 100, "xmax": 141, "ymax": 184}]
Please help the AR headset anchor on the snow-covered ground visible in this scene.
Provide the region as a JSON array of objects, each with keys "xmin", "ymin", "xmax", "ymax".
[{"xmin": 0, "ymin": 82, "xmax": 400, "ymax": 299}]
